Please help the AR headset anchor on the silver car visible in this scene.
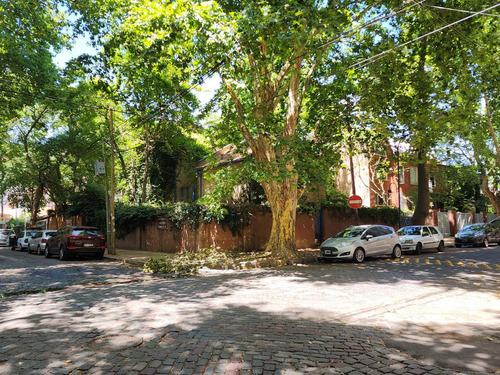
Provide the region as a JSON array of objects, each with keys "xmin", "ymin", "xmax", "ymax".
[
  {"xmin": 398, "ymin": 225, "xmax": 444, "ymax": 254},
  {"xmin": 28, "ymin": 230, "xmax": 57, "ymax": 255},
  {"xmin": 320, "ymin": 225, "xmax": 402, "ymax": 263}
]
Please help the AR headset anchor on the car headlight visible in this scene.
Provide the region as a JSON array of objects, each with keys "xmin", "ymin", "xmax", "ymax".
[{"xmin": 405, "ymin": 239, "xmax": 414, "ymax": 244}]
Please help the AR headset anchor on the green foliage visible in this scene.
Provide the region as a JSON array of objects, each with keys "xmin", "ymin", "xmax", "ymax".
[
  {"xmin": 143, "ymin": 247, "xmax": 272, "ymax": 275},
  {"xmin": 358, "ymin": 206, "xmax": 400, "ymax": 226},
  {"xmin": 430, "ymin": 166, "xmax": 488, "ymax": 212},
  {"xmin": 143, "ymin": 247, "xmax": 233, "ymax": 275},
  {"xmin": 7, "ymin": 218, "xmax": 24, "ymax": 229},
  {"xmin": 64, "ymin": 184, "xmax": 107, "ymax": 232},
  {"xmin": 114, "ymin": 202, "xmax": 249, "ymax": 238}
]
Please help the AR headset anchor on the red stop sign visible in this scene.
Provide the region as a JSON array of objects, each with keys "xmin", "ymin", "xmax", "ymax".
[{"xmin": 348, "ymin": 195, "xmax": 363, "ymax": 209}]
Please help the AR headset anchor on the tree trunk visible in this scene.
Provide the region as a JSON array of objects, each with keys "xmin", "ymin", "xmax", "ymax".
[
  {"xmin": 262, "ymin": 176, "xmax": 301, "ymax": 263},
  {"xmin": 31, "ymin": 183, "xmax": 44, "ymax": 226},
  {"xmin": 481, "ymin": 171, "xmax": 500, "ymax": 214},
  {"xmin": 411, "ymin": 150, "xmax": 430, "ymax": 224},
  {"xmin": 140, "ymin": 139, "xmax": 152, "ymax": 204}
]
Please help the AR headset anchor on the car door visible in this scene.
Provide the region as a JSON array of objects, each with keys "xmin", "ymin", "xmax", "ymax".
[
  {"xmin": 362, "ymin": 227, "xmax": 383, "ymax": 255},
  {"xmin": 421, "ymin": 226, "xmax": 433, "ymax": 249},
  {"xmin": 47, "ymin": 228, "xmax": 63, "ymax": 253},
  {"xmin": 490, "ymin": 220, "xmax": 500, "ymax": 243},
  {"xmin": 30, "ymin": 232, "xmax": 42, "ymax": 251},
  {"xmin": 429, "ymin": 226, "xmax": 442, "ymax": 247},
  {"xmin": 377, "ymin": 226, "xmax": 397, "ymax": 255}
]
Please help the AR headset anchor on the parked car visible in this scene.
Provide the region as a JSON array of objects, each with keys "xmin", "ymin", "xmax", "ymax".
[
  {"xmin": 16, "ymin": 229, "xmax": 41, "ymax": 251},
  {"xmin": 0, "ymin": 229, "xmax": 16, "ymax": 248},
  {"xmin": 397, "ymin": 225, "xmax": 445, "ymax": 254},
  {"xmin": 27, "ymin": 230, "xmax": 57, "ymax": 255},
  {"xmin": 45, "ymin": 226, "xmax": 106, "ymax": 260},
  {"xmin": 319, "ymin": 225, "xmax": 402, "ymax": 263},
  {"xmin": 455, "ymin": 222, "xmax": 499, "ymax": 248}
]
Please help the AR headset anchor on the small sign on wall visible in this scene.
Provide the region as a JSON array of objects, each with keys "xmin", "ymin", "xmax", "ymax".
[
  {"xmin": 157, "ymin": 217, "xmax": 168, "ymax": 230},
  {"xmin": 94, "ymin": 160, "xmax": 106, "ymax": 176}
]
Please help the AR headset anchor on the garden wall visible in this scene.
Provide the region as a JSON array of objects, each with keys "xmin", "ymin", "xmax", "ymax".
[{"xmin": 115, "ymin": 207, "xmax": 397, "ymax": 253}]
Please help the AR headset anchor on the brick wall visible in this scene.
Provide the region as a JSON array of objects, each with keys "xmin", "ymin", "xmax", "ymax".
[{"xmin": 116, "ymin": 207, "xmax": 397, "ymax": 253}]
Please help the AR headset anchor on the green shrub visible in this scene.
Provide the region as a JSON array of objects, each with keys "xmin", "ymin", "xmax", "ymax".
[{"xmin": 143, "ymin": 247, "xmax": 233, "ymax": 275}]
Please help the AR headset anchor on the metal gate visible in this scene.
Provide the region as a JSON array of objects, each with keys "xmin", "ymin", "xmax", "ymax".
[
  {"xmin": 437, "ymin": 212, "xmax": 451, "ymax": 236},
  {"xmin": 456, "ymin": 212, "xmax": 472, "ymax": 231},
  {"xmin": 487, "ymin": 214, "xmax": 497, "ymax": 222},
  {"xmin": 475, "ymin": 213, "xmax": 484, "ymax": 223}
]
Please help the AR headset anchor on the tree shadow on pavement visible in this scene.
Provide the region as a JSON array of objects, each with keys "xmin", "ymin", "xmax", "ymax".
[{"xmin": 0, "ymin": 268, "xmax": 498, "ymax": 374}]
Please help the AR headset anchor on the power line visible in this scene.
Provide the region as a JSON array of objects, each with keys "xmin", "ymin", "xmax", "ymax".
[
  {"xmin": 428, "ymin": 5, "xmax": 500, "ymax": 18},
  {"xmin": 347, "ymin": 2, "xmax": 500, "ymax": 72}
]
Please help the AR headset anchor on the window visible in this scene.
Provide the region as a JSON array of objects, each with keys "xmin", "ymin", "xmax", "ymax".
[
  {"xmin": 410, "ymin": 167, "xmax": 418, "ymax": 185},
  {"xmin": 377, "ymin": 226, "xmax": 393, "ymax": 235},
  {"xmin": 376, "ymin": 194, "xmax": 387, "ymax": 206},
  {"xmin": 180, "ymin": 186, "xmax": 197, "ymax": 202},
  {"xmin": 429, "ymin": 227, "xmax": 438, "ymax": 235},
  {"xmin": 365, "ymin": 228, "xmax": 380, "ymax": 238},
  {"xmin": 422, "ymin": 227, "xmax": 430, "ymax": 236},
  {"xmin": 398, "ymin": 167, "xmax": 405, "ymax": 184}
]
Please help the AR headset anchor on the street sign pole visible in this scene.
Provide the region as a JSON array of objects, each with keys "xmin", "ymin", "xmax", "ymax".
[{"xmin": 348, "ymin": 195, "xmax": 363, "ymax": 226}]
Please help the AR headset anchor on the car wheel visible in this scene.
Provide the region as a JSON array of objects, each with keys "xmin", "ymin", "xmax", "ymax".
[
  {"xmin": 353, "ymin": 248, "xmax": 365, "ymax": 263},
  {"xmin": 437, "ymin": 241, "xmax": 445, "ymax": 252},
  {"xmin": 27, "ymin": 246, "xmax": 31, "ymax": 254},
  {"xmin": 391, "ymin": 245, "xmax": 402, "ymax": 259},
  {"xmin": 483, "ymin": 238, "xmax": 489, "ymax": 248},
  {"xmin": 45, "ymin": 247, "xmax": 51, "ymax": 258},
  {"xmin": 96, "ymin": 251, "xmax": 104, "ymax": 260},
  {"xmin": 37, "ymin": 246, "xmax": 42, "ymax": 256},
  {"xmin": 59, "ymin": 246, "xmax": 68, "ymax": 261},
  {"xmin": 415, "ymin": 242, "xmax": 422, "ymax": 255},
  {"xmin": 455, "ymin": 243, "xmax": 462, "ymax": 248}
]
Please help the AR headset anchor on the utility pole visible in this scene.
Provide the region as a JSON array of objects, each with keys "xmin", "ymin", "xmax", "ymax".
[
  {"xmin": 108, "ymin": 108, "xmax": 116, "ymax": 255},
  {"xmin": 102, "ymin": 139, "xmax": 111, "ymax": 252},
  {"xmin": 348, "ymin": 125, "xmax": 359, "ymax": 225}
]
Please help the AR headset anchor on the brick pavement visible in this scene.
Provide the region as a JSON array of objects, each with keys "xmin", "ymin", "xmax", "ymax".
[{"xmin": 1, "ymin": 263, "xmax": 497, "ymax": 375}]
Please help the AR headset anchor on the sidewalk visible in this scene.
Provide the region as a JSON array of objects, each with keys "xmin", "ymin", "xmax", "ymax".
[
  {"xmin": 104, "ymin": 248, "xmax": 172, "ymax": 267},
  {"xmin": 107, "ymin": 237, "xmax": 457, "ymax": 265}
]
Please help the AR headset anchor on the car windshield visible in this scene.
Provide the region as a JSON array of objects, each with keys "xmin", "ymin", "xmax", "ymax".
[
  {"xmin": 334, "ymin": 227, "xmax": 365, "ymax": 238},
  {"xmin": 27, "ymin": 231, "xmax": 39, "ymax": 237},
  {"xmin": 72, "ymin": 229, "xmax": 102, "ymax": 237},
  {"xmin": 398, "ymin": 226, "xmax": 421, "ymax": 236},
  {"xmin": 461, "ymin": 224, "xmax": 485, "ymax": 232}
]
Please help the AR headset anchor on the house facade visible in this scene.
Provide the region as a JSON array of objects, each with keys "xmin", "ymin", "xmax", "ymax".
[{"xmin": 336, "ymin": 151, "xmax": 439, "ymax": 210}]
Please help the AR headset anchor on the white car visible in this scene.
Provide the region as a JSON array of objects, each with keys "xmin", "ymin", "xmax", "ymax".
[
  {"xmin": 0, "ymin": 229, "xmax": 16, "ymax": 248},
  {"xmin": 16, "ymin": 229, "xmax": 40, "ymax": 251},
  {"xmin": 319, "ymin": 225, "xmax": 402, "ymax": 263},
  {"xmin": 28, "ymin": 230, "xmax": 57, "ymax": 255},
  {"xmin": 397, "ymin": 225, "xmax": 445, "ymax": 254}
]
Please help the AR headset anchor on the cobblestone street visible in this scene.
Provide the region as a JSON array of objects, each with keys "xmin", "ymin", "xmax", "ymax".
[{"xmin": 1, "ymin": 248, "xmax": 499, "ymax": 375}]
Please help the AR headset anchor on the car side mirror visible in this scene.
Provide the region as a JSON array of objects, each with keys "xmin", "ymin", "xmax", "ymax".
[{"xmin": 365, "ymin": 234, "xmax": 373, "ymax": 240}]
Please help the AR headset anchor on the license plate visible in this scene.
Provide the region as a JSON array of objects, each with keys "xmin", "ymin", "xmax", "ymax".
[{"xmin": 83, "ymin": 243, "xmax": 94, "ymax": 247}]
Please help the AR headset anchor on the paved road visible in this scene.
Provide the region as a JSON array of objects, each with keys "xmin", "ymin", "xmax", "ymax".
[
  {"xmin": 0, "ymin": 246, "xmax": 498, "ymax": 375},
  {"xmin": 0, "ymin": 248, "xmax": 159, "ymax": 296}
]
